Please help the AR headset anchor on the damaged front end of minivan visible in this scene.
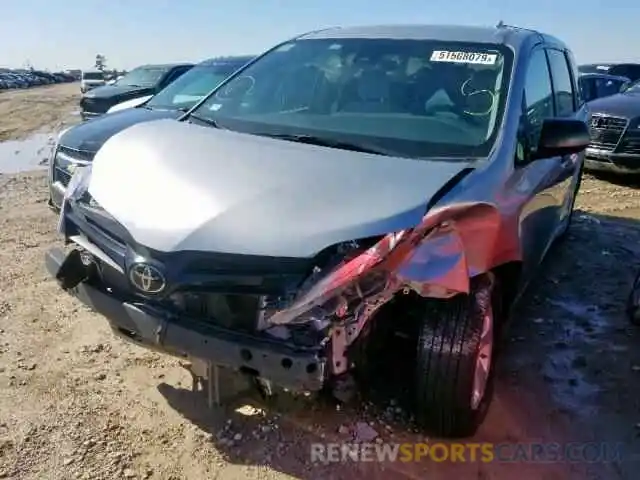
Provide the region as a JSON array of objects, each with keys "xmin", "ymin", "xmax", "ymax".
[{"xmin": 46, "ymin": 160, "xmax": 506, "ymax": 406}]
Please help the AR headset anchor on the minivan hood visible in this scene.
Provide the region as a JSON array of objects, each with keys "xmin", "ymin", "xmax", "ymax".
[
  {"xmin": 59, "ymin": 108, "xmax": 182, "ymax": 153},
  {"xmin": 88, "ymin": 120, "xmax": 471, "ymax": 257},
  {"xmin": 588, "ymin": 91, "xmax": 640, "ymax": 118}
]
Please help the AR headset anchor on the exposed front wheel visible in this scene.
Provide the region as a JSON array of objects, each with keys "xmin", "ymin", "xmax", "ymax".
[
  {"xmin": 627, "ymin": 270, "xmax": 640, "ymax": 326},
  {"xmin": 413, "ymin": 273, "xmax": 500, "ymax": 438}
]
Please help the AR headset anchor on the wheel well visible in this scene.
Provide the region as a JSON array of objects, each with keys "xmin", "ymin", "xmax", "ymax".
[
  {"xmin": 350, "ymin": 267, "xmax": 517, "ymax": 414},
  {"xmin": 350, "ymin": 262, "xmax": 522, "ymax": 364},
  {"xmin": 490, "ymin": 261, "xmax": 522, "ymax": 316}
]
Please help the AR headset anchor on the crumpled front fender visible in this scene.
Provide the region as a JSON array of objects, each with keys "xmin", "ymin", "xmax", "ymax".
[
  {"xmin": 264, "ymin": 200, "xmax": 511, "ymax": 375},
  {"xmin": 391, "ymin": 201, "xmax": 504, "ymax": 297},
  {"xmin": 266, "ymin": 201, "xmax": 506, "ymax": 329}
]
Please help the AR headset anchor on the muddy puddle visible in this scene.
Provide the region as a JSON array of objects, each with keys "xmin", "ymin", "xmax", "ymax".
[
  {"xmin": 542, "ymin": 297, "xmax": 604, "ymax": 417},
  {"xmin": 0, "ymin": 133, "xmax": 56, "ymax": 174}
]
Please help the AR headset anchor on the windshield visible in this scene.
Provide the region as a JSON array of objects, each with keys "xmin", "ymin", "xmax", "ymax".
[
  {"xmin": 115, "ymin": 66, "xmax": 168, "ymax": 87},
  {"xmin": 82, "ymin": 72, "xmax": 103, "ymax": 80},
  {"xmin": 188, "ymin": 38, "xmax": 513, "ymax": 159},
  {"xmin": 146, "ymin": 62, "xmax": 245, "ymax": 111}
]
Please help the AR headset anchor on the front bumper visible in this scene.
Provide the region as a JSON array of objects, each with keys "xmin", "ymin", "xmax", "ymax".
[
  {"xmin": 49, "ymin": 180, "xmax": 65, "ymax": 212},
  {"xmin": 44, "ymin": 246, "xmax": 327, "ymax": 392},
  {"xmin": 585, "ymin": 148, "xmax": 640, "ymax": 174}
]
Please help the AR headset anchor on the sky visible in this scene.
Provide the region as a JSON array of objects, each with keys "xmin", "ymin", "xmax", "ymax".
[{"xmin": 2, "ymin": 0, "xmax": 638, "ymax": 71}]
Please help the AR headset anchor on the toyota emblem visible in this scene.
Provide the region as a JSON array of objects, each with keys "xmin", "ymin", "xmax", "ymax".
[{"xmin": 129, "ymin": 263, "xmax": 166, "ymax": 294}]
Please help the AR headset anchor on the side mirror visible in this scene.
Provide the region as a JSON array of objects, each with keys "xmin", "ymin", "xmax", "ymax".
[{"xmin": 532, "ymin": 118, "xmax": 590, "ymax": 159}]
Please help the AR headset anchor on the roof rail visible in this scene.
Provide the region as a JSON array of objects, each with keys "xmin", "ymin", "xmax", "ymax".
[
  {"xmin": 295, "ymin": 26, "xmax": 339, "ymax": 40},
  {"xmin": 495, "ymin": 21, "xmax": 544, "ymax": 42}
]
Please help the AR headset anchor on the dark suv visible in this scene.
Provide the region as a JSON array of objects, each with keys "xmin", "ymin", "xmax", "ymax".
[
  {"xmin": 79, "ymin": 63, "xmax": 194, "ymax": 120},
  {"xmin": 50, "ymin": 56, "xmax": 254, "ymax": 210},
  {"xmin": 584, "ymin": 78, "xmax": 640, "ymax": 174}
]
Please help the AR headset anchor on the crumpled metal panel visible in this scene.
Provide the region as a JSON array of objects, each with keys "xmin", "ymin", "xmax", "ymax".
[{"xmin": 264, "ymin": 200, "xmax": 513, "ymax": 374}]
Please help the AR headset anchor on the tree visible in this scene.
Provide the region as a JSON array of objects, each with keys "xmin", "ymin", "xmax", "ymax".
[{"xmin": 95, "ymin": 54, "xmax": 107, "ymax": 72}]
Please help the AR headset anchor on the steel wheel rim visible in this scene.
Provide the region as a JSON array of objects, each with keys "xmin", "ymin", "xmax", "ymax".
[{"xmin": 471, "ymin": 300, "xmax": 493, "ymax": 410}]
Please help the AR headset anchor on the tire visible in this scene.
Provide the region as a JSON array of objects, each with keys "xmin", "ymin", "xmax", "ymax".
[
  {"xmin": 413, "ymin": 273, "xmax": 500, "ymax": 438},
  {"xmin": 556, "ymin": 162, "xmax": 584, "ymax": 242},
  {"xmin": 627, "ymin": 270, "xmax": 640, "ymax": 326}
]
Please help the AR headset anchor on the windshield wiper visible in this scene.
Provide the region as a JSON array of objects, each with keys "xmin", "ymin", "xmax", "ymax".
[
  {"xmin": 143, "ymin": 104, "xmax": 191, "ymax": 112},
  {"xmin": 187, "ymin": 113, "xmax": 219, "ymax": 128},
  {"xmin": 259, "ymin": 133, "xmax": 397, "ymax": 156}
]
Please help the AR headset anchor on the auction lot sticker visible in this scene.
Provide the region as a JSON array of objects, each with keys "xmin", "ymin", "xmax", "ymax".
[{"xmin": 430, "ymin": 50, "xmax": 498, "ymax": 65}]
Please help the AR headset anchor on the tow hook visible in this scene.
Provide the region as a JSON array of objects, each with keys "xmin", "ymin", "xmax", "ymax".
[{"xmin": 56, "ymin": 248, "xmax": 96, "ymax": 289}]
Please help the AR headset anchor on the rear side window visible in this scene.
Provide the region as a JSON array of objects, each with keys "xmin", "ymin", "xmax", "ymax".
[{"xmin": 546, "ymin": 49, "xmax": 575, "ymax": 116}]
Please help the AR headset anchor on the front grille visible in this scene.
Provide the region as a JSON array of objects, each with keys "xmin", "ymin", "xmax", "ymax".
[
  {"xmin": 588, "ymin": 114, "xmax": 628, "ymax": 151},
  {"xmin": 53, "ymin": 147, "xmax": 94, "ymax": 187},
  {"xmin": 617, "ymin": 129, "xmax": 640, "ymax": 155},
  {"xmin": 53, "ymin": 167, "xmax": 72, "ymax": 187},
  {"xmin": 81, "ymin": 98, "xmax": 110, "ymax": 114},
  {"xmin": 58, "ymin": 146, "xmax": 95, "ymax": 162},
  {"xmin": 172, "ymin": 292, "xmax": 262, "ymax": 331}
]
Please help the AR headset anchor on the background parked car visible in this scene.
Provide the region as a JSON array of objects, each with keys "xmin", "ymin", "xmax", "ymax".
[
  {"xmin": 78, "ymin": 63, "xmax": 194, "ymax": 121},
  {"xmin": 584, "ymin": 78, "xmax": 640, "ymax": 175},
  {"xmin": 0, "ymin": 69, "xmax": 76, "ymax": 91},
  {"xmin": 107, "ymin": 55, "xmax": 255, "ymax": 113},
  {"xmin": 49, "ymin": 55, "xmax": 255, "ymax": 210},
  {"xmin": 579, "ymin": 73, "xmax": 630, "ymax": 102},
  {"xmin": 80, "ymin": 70, "xmax": 106, "ymax": 93}
]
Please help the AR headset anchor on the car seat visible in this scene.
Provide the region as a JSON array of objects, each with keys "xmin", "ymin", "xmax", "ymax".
[{"xmin": 339, "ymin": 67, "xmax": 394, "ymax": 113}]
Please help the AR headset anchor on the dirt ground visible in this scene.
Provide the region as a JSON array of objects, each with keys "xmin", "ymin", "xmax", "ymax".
[
  {"xmin": 1, "ymin": 84, "xmax": 640, "ymax": 480},
  {"xmin": 0, "ymin": 83, "xmax": 80, "ymax": 142}
]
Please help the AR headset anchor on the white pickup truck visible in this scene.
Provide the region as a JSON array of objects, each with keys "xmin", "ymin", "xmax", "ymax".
[{"xmin": 80, "ymin": 70, "xmax": 106, "ymax": 93}]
